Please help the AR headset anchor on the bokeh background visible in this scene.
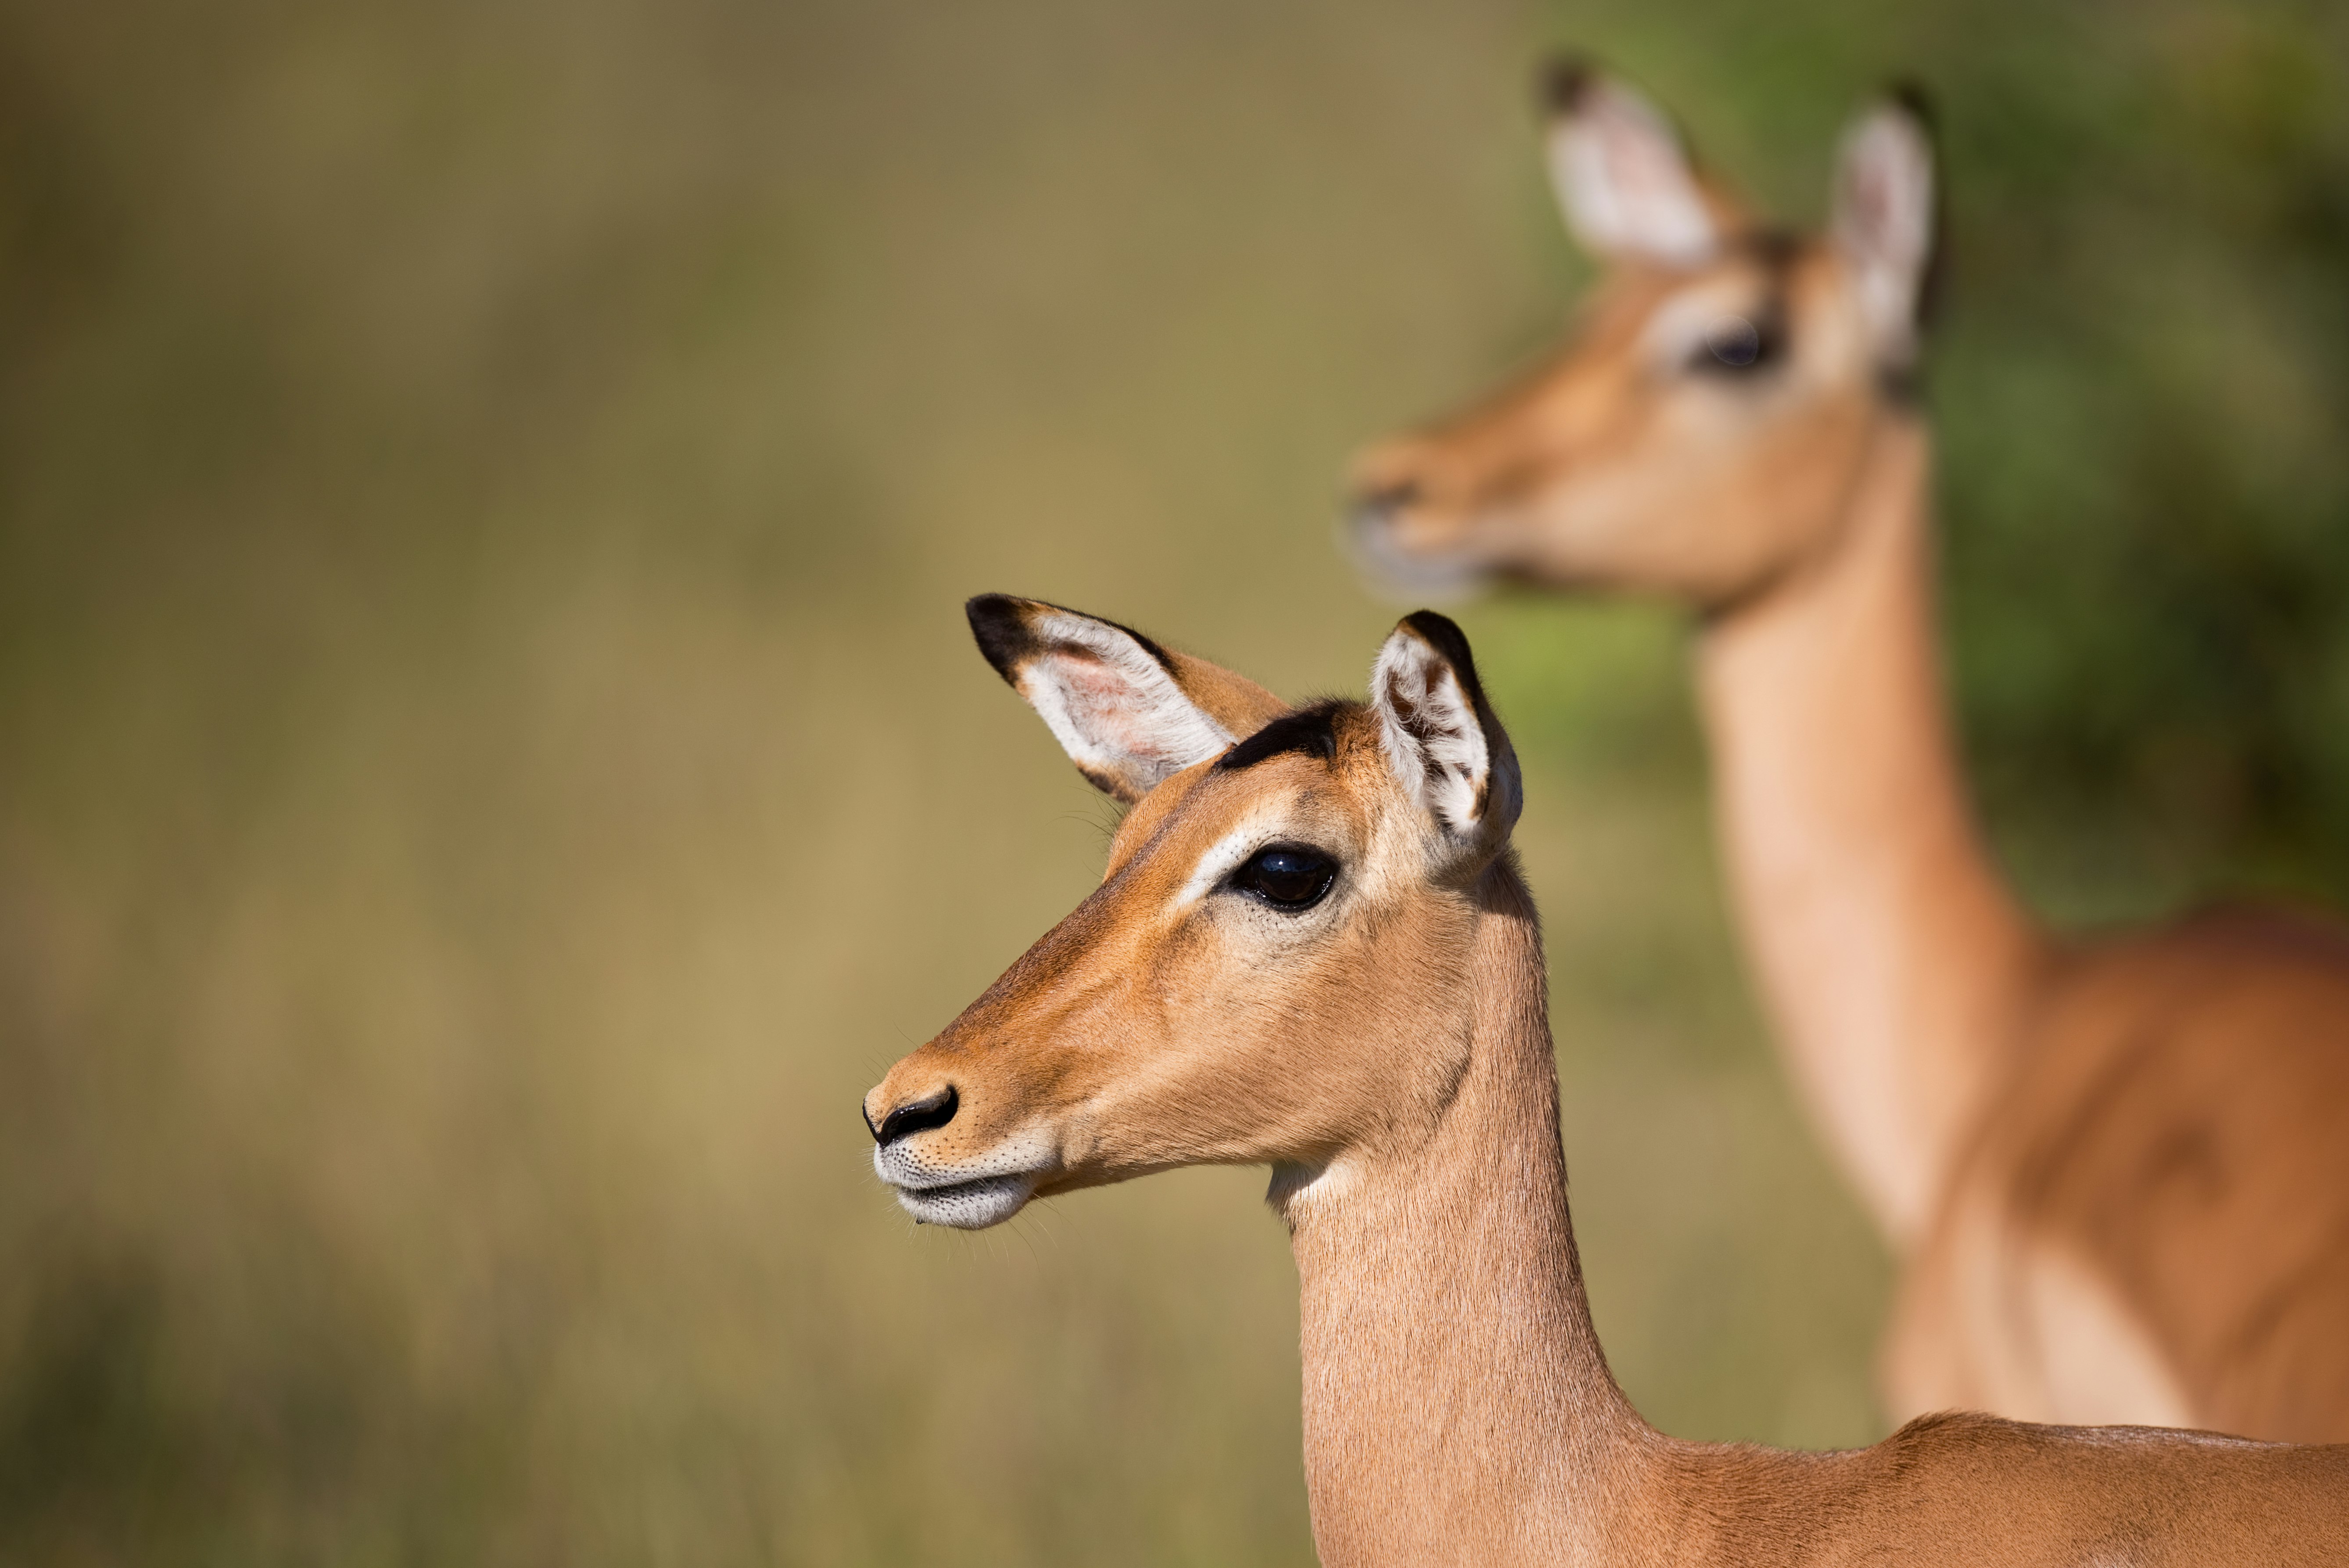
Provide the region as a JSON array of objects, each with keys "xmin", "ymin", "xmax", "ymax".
[{"xmin": 6, "ymin": 0, "xmax": 2349, "ymax": 1561}]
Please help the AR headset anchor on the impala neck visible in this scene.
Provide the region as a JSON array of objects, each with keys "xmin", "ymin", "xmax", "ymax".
[
  {"xmin": 1695, "ymin": 409, "xmax": 2047, "ymax": 1248},
  {"xmin": 1275, "ymin": 860, "xmax": 1656, "ymax": 1568}
]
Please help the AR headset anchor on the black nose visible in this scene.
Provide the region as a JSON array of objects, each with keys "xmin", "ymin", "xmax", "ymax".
[{"xmin": 869, "ymin": 1084, "xmax": 958, "ymax": 1148}]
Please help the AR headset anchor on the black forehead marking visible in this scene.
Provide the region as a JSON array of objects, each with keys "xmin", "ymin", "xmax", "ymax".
[
  {"xmin": 1216, "ymin": 700, "xmax": 1347, "ymax": 773},
  {"xmin": 1737, "ymin": 226, "xmax": 1804, "ymax": 272},
  {"xmin": 1681, "ymin": 233, "xmax": 1793, "ymax": 355}
]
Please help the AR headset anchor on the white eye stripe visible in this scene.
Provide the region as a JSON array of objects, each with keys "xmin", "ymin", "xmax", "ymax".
[
  {"xmin": 1640, "ymin": 283, "xmax": 1764, "ymax": 371},
  {"xmin": 1177, "ymin": 824, "xmax": 1275, "ymax": 908}
]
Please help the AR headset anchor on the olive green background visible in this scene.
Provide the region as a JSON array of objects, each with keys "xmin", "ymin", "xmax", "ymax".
[{"xmin": 5, "ymin": 0, "xmax": 2348, "ymax": 1562}]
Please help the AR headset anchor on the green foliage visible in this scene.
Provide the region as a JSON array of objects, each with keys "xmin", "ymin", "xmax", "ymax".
[
  {"xmin": 1937, "ymin": 7, "xmax": 2349, "ymax": 918},
  {"xmin": 1554, "ymin": 0, "xmax": 2349, "ymax": 919}
]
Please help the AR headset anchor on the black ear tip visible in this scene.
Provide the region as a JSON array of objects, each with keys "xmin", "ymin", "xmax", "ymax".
[
  {"xmin": 1539, "ymin": 53, "xmax": 1599, "ymax": 115},
  {"xmin": 964, "ymin": 592, "xmax": 1022, "ymax": 646},
  {"xmin": 1401, "ymin": 608, "xmax": 1467, "ymax": 644},
  {"xmin": 1398, "ymin": 610, "xmax": 1488, "ymax": 706},
  {"xmin": 965, "ymin": 593, "xmax": 1034, "ymax": 682},
  {"xmin": 1883, "ymin": 76, "xmax": 1937, "ymax": 134}
]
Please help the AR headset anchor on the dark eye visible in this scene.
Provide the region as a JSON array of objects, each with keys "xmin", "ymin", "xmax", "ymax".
[
  {"xmin": 1227, "ymin": 846, "xmax": 1336, "ymax": 911},
  {"xmin": 1689, "ymin": 312, "xmax": 1782, "ymax": 374}
]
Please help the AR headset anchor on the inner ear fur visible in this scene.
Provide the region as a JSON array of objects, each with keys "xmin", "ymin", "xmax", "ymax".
[
  {"xmin": 1539, "ymin": 56, "xmax": 1747, "ymax": 268},
  {"xmin": 1370, "ymin": 610, "xmax": 1523, "ymax": 861},
  {"xmin": 967, "ymin": 594, "xmax": 1288, "ymax": 802},
  {"xmin": 1832, "ymin": 85, "xmax": 1940, "ymax": 365}
]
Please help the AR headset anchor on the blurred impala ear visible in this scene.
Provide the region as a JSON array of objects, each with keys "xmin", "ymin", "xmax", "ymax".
[
  {"xmin": 1370, "ymin": 611, "xmax": 1521, "ymax": 868},
  {"xmin": 1541, "ymin": 58, "xmax": 1722, "ymax": 267},
  {"xmin": 967, "ymin": 595, "xmax": 1287, "ymax": 802},
  {"xmin": 1833, "ymin": 86, "xmax": 1938, "ymax": 367}
]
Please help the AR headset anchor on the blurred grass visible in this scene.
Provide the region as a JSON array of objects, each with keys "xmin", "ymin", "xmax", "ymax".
[{"xmin": 1, "ymin": 0, "xmax": 2345, "ymax": 1562}]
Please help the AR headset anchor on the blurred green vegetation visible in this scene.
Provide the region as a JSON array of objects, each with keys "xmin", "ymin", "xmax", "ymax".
[
  {"xmin": 1573, "ymin": 0, "xmax": 2349, "ymax": 920},
  {"xmin": 0, "ymin": 0, "xmax": 2344, "ymax": 1562}
]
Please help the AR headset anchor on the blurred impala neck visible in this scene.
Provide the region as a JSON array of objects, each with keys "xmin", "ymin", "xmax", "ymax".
[
  {"xmin": 1277, "ymin": 862, "xmax": 1651, "ymax": 1568},
  {"xmin": 1696, "ymin": 411, "xmax": 2047, "ymax": 1248}
]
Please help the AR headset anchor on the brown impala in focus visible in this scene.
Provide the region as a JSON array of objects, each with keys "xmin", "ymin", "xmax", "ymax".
[{"xmin": 864, "ymin": 596, "xmax": 2349, "ymax": 1567}]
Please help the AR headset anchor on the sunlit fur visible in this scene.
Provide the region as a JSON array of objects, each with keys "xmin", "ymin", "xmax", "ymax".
[
  {"xmin": 1347, "ymin": 67, "xmax": 2349, "ymax": 1443},
  {"xmin": 870, "ymin": 624, "xmax": 1500, "ymax": 1221},
  {"xmin": 866, "ymin": 607, "xmax": 2349, "ymax": 1567}
]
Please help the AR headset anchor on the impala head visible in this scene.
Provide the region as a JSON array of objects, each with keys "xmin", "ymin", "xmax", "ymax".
[
  {"xmin": 864, "ymin": 595, "xmax": 1522, "ymax": 1227},
  {"xmin": 1350, "ymin": 60, "xmax": 1938, "ymax": 609}
]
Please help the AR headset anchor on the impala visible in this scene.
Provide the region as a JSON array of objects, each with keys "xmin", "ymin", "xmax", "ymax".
[
  {"xmin": 1345, "ymin": 62, "xmax": 2349, "ymax": 1442},
  {"xmin": 864, "ymin": 596, "xmax": 2349, "ymax": 1566}
]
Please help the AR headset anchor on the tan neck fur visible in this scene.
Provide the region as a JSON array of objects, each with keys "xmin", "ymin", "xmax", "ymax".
[
  {"xmin": 1277, "ymin": 859, "xmax": 1655, "ymax": 1566},
  {"xmin": 1206, "ymin": 826, "xmax": 2346, "ymax": 1568},
  {"xmin": 1695, "ymin": 411, "xmax": 2048, "ymax": 1246}
]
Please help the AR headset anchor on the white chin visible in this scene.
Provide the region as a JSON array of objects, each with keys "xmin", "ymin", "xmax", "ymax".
[
  {"xmin": 1342, "ymin": 516, "xmax": 1492, "ymax": 605},
  {"xmin": 891, "ymin": 1173, "xmax": 1036, "ymax": 1229}
]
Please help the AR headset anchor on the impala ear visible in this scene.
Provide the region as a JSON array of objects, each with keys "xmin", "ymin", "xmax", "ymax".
[
  {"xmin": 967, "ymin": 595, "xmax": 1288, "ymax": 803},
  {"xmin": 1833, "ymin": 86, "xmax": 1938, "ymax": 368},
  {"xmin": 1370, "ymin": 611, "xmax": 1521, "ymax": 868},
  {"xmin": 1541, "ymin": 58, "xmax": 1723, "ymax": 267}
]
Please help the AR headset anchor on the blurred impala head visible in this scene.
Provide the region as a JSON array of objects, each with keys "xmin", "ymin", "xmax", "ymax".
[
  {"xmin": 1348, "ymin": 61, "xmax": 1938, "ymax": 611},
  {"xmin": 863, "ymin": 596, "xmax": 1521, "ymax": 1227}
]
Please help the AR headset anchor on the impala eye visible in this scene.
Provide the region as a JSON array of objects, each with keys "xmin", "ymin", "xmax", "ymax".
[
  {"xmin": 1227, "ymin": 846, "xmax": 1336, "ymax": 911},
  {"xmin": 1691, "ymin": 312, "xmax": 1780, "ymax": 373}
]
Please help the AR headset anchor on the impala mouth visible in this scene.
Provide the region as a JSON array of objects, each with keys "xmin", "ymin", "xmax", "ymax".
[
  {"xmin": 886, "ymin": 1170, "xmax": 1040, "ymax": 1229},
  {"xmin": 871, "ymin": 1136, "xmax": 1051, "ymax": 1229},
  {"xmin": 1343, "ymin": 501, "xmax": 1492, "ymax": 603}
]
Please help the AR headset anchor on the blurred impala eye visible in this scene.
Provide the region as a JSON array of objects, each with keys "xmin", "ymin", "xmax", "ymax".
[
  {"xmin": 1693, "ymin": 312, "xmax": 1779, "ymax": 373},
  {"xmin": 1227, "ymin": 847, "xmax": 1336, "ymax": 911}
]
